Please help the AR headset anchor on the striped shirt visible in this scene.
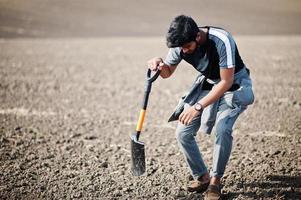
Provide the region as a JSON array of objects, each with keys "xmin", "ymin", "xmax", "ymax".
[{"xmin": 164, "ymin": 26, "xmax": 245, "ymax": 80}]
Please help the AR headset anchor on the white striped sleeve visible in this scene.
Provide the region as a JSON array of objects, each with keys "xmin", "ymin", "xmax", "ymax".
[{"xmin": 209, "ymin": 29, "xmax": 235, "ymax": 68}]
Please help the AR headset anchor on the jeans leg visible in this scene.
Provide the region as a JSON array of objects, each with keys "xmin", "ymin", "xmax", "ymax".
[
  {"xmin": 175, "ymin": 104, "xmax": 208, "ymax": 180},
  {"xmin": 210, "ymin": 97, "xmax": 242, "ymax": 178}
]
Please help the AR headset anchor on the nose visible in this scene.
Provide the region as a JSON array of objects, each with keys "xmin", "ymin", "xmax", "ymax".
[{"xmin": 182, "ymin": 48, "xmax": 189, "ymax": 53}]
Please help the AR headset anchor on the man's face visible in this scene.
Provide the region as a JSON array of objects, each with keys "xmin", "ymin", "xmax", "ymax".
[{"xmin": 181, "ymin": 41, "xmax": 197, "ymax": 54}]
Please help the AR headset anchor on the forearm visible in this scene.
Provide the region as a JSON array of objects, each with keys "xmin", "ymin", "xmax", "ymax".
[
  {"xmin": 147, "ymin": 57, "xmax": 177, "ymax": 79},
  {"xmin": 160, "ymin": 64, "xmax": 172, "ymax": 78},
  {"xmin": 198, "ymin": 80, "xmax": 233, "ymax": 108}
]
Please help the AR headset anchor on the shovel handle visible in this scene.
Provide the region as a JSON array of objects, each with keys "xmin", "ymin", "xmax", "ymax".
[
  {"xmin": 136, "ymin": 109, "xmax": 146, "ymax": 133},
  {"xmin": 146, "ymin": 68, "xmax": 161, "ymax": 83},
  {"xmin": 135, "ymin": 68, "xmax": 161, "ymax": 139}
]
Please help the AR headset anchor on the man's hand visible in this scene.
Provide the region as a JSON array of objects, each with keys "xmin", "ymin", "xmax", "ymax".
[
  {"xmin": 147, "ymin": 57, "xmax": 164, "ymax": 71},
  {"xmin": 179, "ymin": 105, "xmax": 202, "ymax": 125},
  {"xmin": 147, "ymin": 57, "xmax": 177, "ymax": 79}
]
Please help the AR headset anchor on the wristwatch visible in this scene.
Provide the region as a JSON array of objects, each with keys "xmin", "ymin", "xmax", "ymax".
[{"xmin": 194, "ymin": 103, "xmax": 203, "ymax": 112}]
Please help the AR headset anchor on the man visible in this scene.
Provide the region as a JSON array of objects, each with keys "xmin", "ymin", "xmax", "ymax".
[{"xmin": 148, "ymin": 15, "xmax": 254, "ymax": 200}]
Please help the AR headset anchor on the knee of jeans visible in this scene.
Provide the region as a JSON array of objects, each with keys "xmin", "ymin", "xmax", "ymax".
[
  {"xmin": 175, "ymin": 129, "xmax": 195, "ymax": 144},
  {"xmin": 215, "ymin": 120, "xmax": 233, "ymax": 140}
]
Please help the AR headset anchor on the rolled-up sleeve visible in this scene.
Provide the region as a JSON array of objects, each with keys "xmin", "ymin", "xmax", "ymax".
[
  {"xmin": 210, "ymin": 29, "xmax": 236, "ymax": 69},
  {"xmin": 218, "ymin": 39, "xmax": 236, "ymax": 69}
]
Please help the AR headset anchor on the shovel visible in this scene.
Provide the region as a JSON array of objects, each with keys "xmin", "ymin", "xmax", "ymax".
[{"xmin": 131, "ymin": 68, "xmax": 161, "ymax": 176}]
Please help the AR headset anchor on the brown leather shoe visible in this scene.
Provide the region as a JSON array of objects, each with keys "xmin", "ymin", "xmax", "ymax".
[
  {"xmin": 204, "ymin": 185, "xmax": 222, "ymax": 200},
  {"xmin": 187, "ymin": 179, "xmax": 210, "ymax": 193}
]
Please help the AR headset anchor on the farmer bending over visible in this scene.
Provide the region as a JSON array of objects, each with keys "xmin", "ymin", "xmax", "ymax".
[{"xmin": 148, "ymin": 15, "xmax": 254, "ymax": 200}]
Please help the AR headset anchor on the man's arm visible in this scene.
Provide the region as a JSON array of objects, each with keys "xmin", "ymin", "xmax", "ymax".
[
  {"xmin": 179, "ymin": 67, "xmax": 234, "ymax": 125},
  {"xmin": 198, "ymin": 67, "xmax": 234, "ymax": 108},
  {"xmin": 159, "ymin": 63, "xmax": 177, "ymax": 79},
  {"xmin": 147, "ymin": 57, "xmax": 177, "ymax": 79}
]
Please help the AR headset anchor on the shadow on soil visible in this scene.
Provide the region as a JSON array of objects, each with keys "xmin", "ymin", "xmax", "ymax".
[{"xmin": 224, "ymin": 175, "xmax": 301, "ymax": 200}]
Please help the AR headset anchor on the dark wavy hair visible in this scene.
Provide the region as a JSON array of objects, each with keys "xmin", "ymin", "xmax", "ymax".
[{"xmin": 166, "ymin": 15, "xmax": 199, "ymax": 48}]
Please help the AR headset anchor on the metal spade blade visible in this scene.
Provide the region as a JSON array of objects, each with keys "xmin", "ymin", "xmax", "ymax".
[{"xmin": 131, "ymin": 133, "xmax": 145, "ymax": 176}]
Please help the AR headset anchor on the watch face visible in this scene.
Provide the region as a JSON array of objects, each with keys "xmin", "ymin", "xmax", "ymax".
[{"xmin": 195, "ymin": 104, "xmax": 202, "ymax": 111}]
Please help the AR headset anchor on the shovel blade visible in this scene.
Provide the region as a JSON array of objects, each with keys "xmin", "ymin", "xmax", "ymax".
[{"xmin": 131, "ymin": 133, "xmax": 146, "ymax": 176}]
